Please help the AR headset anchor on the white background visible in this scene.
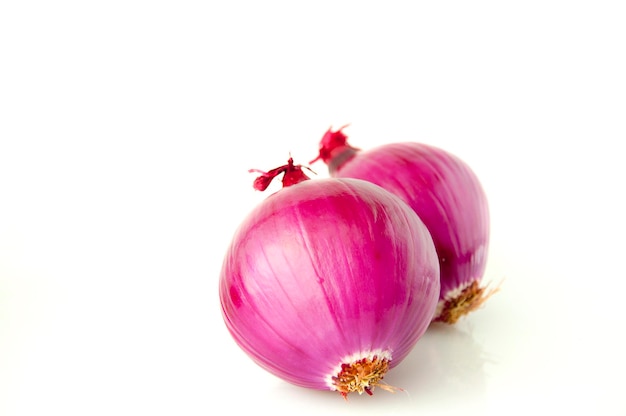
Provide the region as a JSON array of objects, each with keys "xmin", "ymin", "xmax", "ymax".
[{"xmin": 1, "ymin": 1, "xmax": 625, "ymax": 414}]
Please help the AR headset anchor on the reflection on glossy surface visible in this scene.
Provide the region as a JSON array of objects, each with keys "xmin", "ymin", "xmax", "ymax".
[{"xmin": 391, "ymin": 322, "xmax": 489, "ymax": 411}]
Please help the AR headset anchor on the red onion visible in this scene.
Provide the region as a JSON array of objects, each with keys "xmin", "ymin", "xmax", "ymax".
[
  {"xmin": 219, "ymin": 158, "xmax": 440, "ymax": 397},
  {"xmin": 311, "ymin": 126, "xmax": 493, "ymax": 324}
]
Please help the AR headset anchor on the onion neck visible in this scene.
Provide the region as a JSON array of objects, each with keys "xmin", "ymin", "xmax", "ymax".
[
  {"xmin": 310, "ymin": 125, "xmax": 360, "ymax": 173},
  {"xmin": 327, "ymin": 147, "xmax": 358, "ymax": 175},
  {"xmin": 249, "ymin": 157, "xmax": 312, "ymax": 191}
]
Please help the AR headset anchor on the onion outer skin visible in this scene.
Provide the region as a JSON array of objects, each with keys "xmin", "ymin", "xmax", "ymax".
[
  {"xmin": 325, "ymin": 141, "xmax": 490, "ymax": 323},
  {"xmin": 219, "ymin": 178, "xmax": 440, "ymax": 393}
]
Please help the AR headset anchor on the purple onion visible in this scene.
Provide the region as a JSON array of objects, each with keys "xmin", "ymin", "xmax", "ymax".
[
  {"xmin": 311, "ymin": 126, "xmax": 492, "ymax": 324},
  {"xmin": 219, "ymin": 159, "xmax": 440, "ymax": 397}
]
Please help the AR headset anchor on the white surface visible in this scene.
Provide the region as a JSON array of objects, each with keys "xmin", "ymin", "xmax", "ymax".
[{"xmin": 1, "ymin": 1, "xmax": 625, "ymax": 415}]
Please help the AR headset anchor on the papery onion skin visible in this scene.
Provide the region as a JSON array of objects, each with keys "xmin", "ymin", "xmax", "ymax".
[
  {"xmin": 311, "ymin": 127, "xmax": 491, "ymax": 324},
  {"xmin": 219, "ymin": 176, "xmax": 440, "ymax": 394}
]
